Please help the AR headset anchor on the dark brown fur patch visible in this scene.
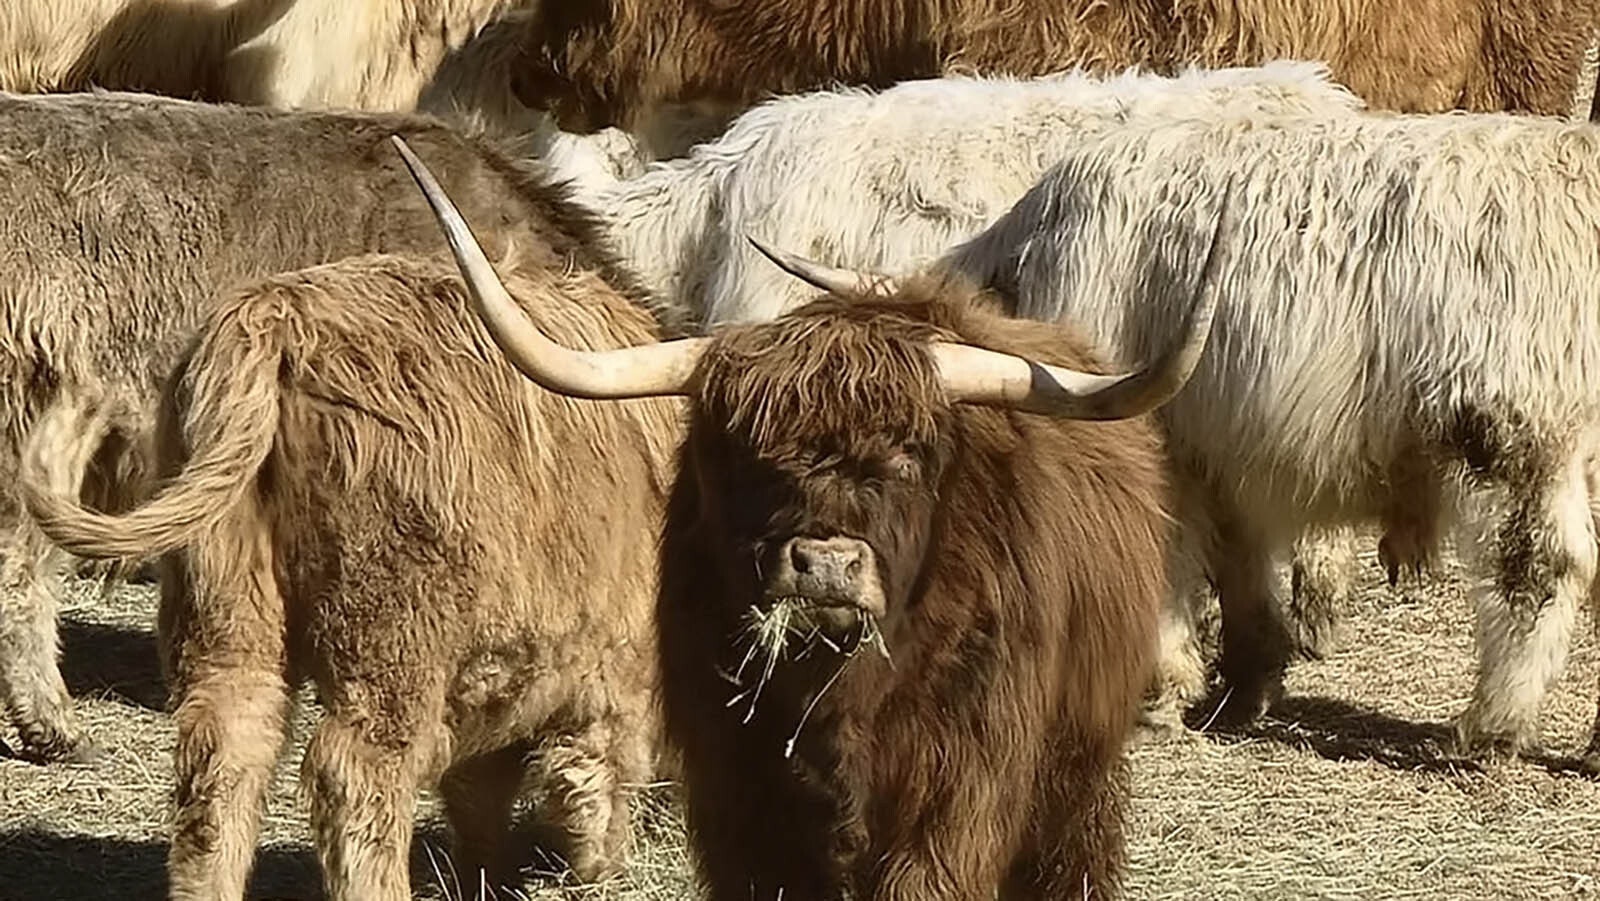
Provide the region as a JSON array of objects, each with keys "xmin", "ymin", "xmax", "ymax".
[{"xmin": 512, "ymin": 0, "xmax": 1600, "ymax": 132}]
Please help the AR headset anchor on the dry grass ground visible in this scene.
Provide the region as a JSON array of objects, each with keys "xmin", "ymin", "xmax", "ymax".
[{"xmin": 3, "ymin": 539, "xmax": 1598, "ymax": 900}]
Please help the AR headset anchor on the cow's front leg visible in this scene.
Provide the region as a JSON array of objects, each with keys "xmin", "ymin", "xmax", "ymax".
[{"xmin": 1210, "ymin": 525, "xmax": 1292, "ymax": 727}]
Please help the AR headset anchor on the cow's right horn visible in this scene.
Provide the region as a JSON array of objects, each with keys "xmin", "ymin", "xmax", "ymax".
[
  {"xmin": 392, "ymin": 136, "xmax": 707, "ymax": 399},
  {"xmin": 932, "ymin": 178, "xmax": 1236, "ymax": 420},
  {"xmin": 746, "ymin": 235, "xmax": 901, "ymax": 297}
]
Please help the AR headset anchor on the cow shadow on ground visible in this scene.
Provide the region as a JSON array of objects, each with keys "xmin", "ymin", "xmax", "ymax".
[
  {"xmin": 0, "ymin": 823, "xmax": 510, "ymax": 900},
  {"xmin": 1186, "ymin": 694, "xmax": 1600, "ymax": 780},
  {"xmin": 58, "ymin": 619, "xmax": 167, "ymax": 713},
  {"xmin": 1185, "ymin": 694, "xmax": 1483, "ymax": 776},
  {"xmin": 1522, "ymin": 752, "xmax": 1600, "ymax": 779},
  {"xmin": 0, "ymin": 829, "xmax": 316, "ymax": 900}
]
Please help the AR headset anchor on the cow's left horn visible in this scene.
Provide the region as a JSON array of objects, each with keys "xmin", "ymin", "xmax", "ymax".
[
  {"xmin": 746, "ymin": 234, "xmax": 900, "ymax": 297},
  {"xmin": 392, "ymin": 136, "xmax": 707, "ymax": 399},
  {"xmin": 933, "ymin": 179, "xmax": 1236, "ymax": 420}
]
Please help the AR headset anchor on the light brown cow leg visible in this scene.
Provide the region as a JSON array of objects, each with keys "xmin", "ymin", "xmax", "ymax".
[
  {"xmin": 0, "ymin": 396, "xmax": 111, "ymax": 763},
  {"xmin": 1585, "ymin": 563, "xmax": 1600, "ymax": 772},
  {"xmin": 1584, "ymin": 455, "xmax": 1600, "ymax": 773},
  {"xmin": 0, "ymin": 525, "xmax": 90, "ymax": 763},
  {"xmin": 523, "ymin": 721, "xmax": 644, "ymax": 884},
  {"xmin": 168, "ymin": 666, "xmax": 292, "ymax": 900},
  {"xmin": 166, "ymin": 499, "xmax": 290, "ymax": 901},
  {"xmin": 1457, "ymin": 452, "xmax": 1595, "ymax": 758},
  {"xmin": 1140, "ymin": 576, "xmax": 1209, "ymax": 740},
  {"xmin": 438, "ymin": 742, "xmax": 529, "ymax": 893},
  {"xmin": 304, "ymin": 687, "xmax": 446, "ymax": 901},
  {"xmin": 1139, "ymin": 514, "xmax": 1212, "ymax": 739},
  {"xmin": 1375, "ymin": 450, "xmax": 1445, "ymax": 592}
]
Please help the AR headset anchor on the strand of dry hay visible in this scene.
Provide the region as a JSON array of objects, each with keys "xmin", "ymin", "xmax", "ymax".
[{"xmin": 719, "ymin": 598, "xmax": 893, "ymax": 757}]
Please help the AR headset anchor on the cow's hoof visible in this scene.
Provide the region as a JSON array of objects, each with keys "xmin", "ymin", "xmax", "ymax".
[
  {"xmin": 12, "ymin": 728, "xmax": 102, "ymax": 767},
  {"xmin": 1287, "ymin": 615, "xmax": 1342, "ymax": 662},
  {"xmin": 1451, "ymin": 714, "xmax": 1532, "ymax": 764},
  {"xmin": 1134, "ymin": 712, "xmax": 1204, "ymax": 747},
  {"xmin": 562, "ymin": 847, "xmax": 626, "ymax": 888},
  {"xmin": 1197, "ymin": 674, "xmax": 1284, "ymax": 732},
  {"xmin": 127, "ymin": 560, "xmax": 162, "ymax": 584},
  {"xmin": 62, "ymin": 737, "xmax": 105, "ymax": 766}
]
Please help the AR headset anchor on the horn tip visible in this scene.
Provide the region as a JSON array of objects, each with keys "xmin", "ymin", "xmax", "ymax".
[
  {"xmin": 744, "ymin": 232, "xmax": 778, "ymax": 258},
  {"xmin": 391, "ymin": 134, "xmax": 425, "ymax": 172}
]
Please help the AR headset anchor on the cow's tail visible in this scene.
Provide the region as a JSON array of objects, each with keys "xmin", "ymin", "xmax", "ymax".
[{"xmin": 20, "ymin": 303, "xmax": 283, "ymax": 561}]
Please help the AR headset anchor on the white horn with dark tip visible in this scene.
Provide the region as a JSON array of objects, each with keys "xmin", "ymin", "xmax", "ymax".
[
  {"xmin": 932, "ymin": 179, "xmax": 1237, "ymax": 420},
  {"xmin": 746, "ymin": 234, "xmax": 900, "ymax": 297},
  {"xmin": 390, "ymin": 134, "xmax": 707, "ymax": 400}
]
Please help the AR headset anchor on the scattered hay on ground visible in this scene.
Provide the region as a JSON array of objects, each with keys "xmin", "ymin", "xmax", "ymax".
[{"xmin": 3, "ymin": 542, "xmax": 1598, "ymax": 899}]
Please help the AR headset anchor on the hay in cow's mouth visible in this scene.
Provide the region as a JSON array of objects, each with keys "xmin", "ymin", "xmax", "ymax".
[{"xmin": 722, "ymin": 597, "xmax": 892, "ymax": 755}]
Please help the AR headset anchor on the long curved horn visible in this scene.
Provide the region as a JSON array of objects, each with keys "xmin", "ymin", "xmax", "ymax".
[
  {"xmin": 933, "ymin": 178, "xmax": 1236, "ymax": 420},
  {"xmin": 391, "ymin": 135, "xmax": 707, "ymax": 399},
  {"xmin": 746, "ymin": 234, "xmax": 901, "ymax": 297}
]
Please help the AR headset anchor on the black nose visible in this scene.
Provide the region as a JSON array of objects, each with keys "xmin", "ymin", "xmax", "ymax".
[{"xmin": 789, "ymin": 537, "xmax": 864, "ymax": 581}]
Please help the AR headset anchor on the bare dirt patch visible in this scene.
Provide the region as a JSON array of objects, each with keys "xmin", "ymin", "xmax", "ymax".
[{"xmin": 3, "ymin": 541, "xmax": 1598, "ymax": 899}]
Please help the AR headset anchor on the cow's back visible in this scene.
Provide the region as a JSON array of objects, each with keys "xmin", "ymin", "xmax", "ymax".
[
  {"xmin": 199, "ymin": 254, "xmax": 679, "ymax": 755},
  {"xmin": 944, "ymin": 109, "xmax": 1600, "ymax": 525},
  {"xmin": 0, "ymin": 91, "xmax": 619, "ymax": 447},
  {"xmin": 596, "ymin": 61, "xmax": 1362, "ymax": 327}
]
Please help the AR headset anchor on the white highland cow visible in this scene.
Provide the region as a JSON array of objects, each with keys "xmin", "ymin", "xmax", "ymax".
[
  {"xmin": 564, "ymin": 61, "xmax": 1364, "ymax": 327},
  {"xmin": 933, "ymin": 108, "xmax": 1600, "ymax": 762}
]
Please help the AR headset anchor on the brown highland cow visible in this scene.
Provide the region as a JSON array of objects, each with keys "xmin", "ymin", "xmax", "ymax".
[
  {"xmin": 0, "ymin": 89, "xmax": 653, "ymax": 767},
  {"xmin": 508, "ymin": 0, "xmax": 1600, "ymax": 149},
  {"xmin": 21, "ymin": 243, "xmax": 681, "ymax": 899}
]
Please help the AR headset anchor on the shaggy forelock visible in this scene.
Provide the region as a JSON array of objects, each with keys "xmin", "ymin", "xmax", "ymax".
[{"xmin": 696, "ymin": 287, "xmax": 963, "ymax": 452}]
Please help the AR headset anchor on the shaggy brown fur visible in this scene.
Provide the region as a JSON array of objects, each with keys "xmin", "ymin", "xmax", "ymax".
[
  {"xmin": 0, "ymin": 89, "xmax": 656, "ymax": 765},
  {"xmin": 656, "ymin": 277, "xmax": 1169, "ymax": 899},
  {"xmin": 509, "ymin": 0, "xmax": 1600, "ymax": 136},
  {"xmin": 0, "ymin": 0, "xmax": 523, "ymax": 112},
  {"xmin": 1590, "ymin": 45, "xmax": 1600, "ymax": 120},
  {"xmin": 1171, "ymin": 0, "xmax": 1599, "ymax": 115},
  {"xmin": 22, "ymin": 254, "xmax": 680, "ymax": 900}
]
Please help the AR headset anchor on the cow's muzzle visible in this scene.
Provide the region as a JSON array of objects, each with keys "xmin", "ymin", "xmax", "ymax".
[{"xmin": 763, "ymin": 536, "xmax": 886, "ymax": 626}]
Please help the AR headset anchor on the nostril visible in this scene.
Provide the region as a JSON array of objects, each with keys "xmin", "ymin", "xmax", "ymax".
[{"xmin": 790, "ymin": 540, "xmax": 813, "ymax": 574}]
